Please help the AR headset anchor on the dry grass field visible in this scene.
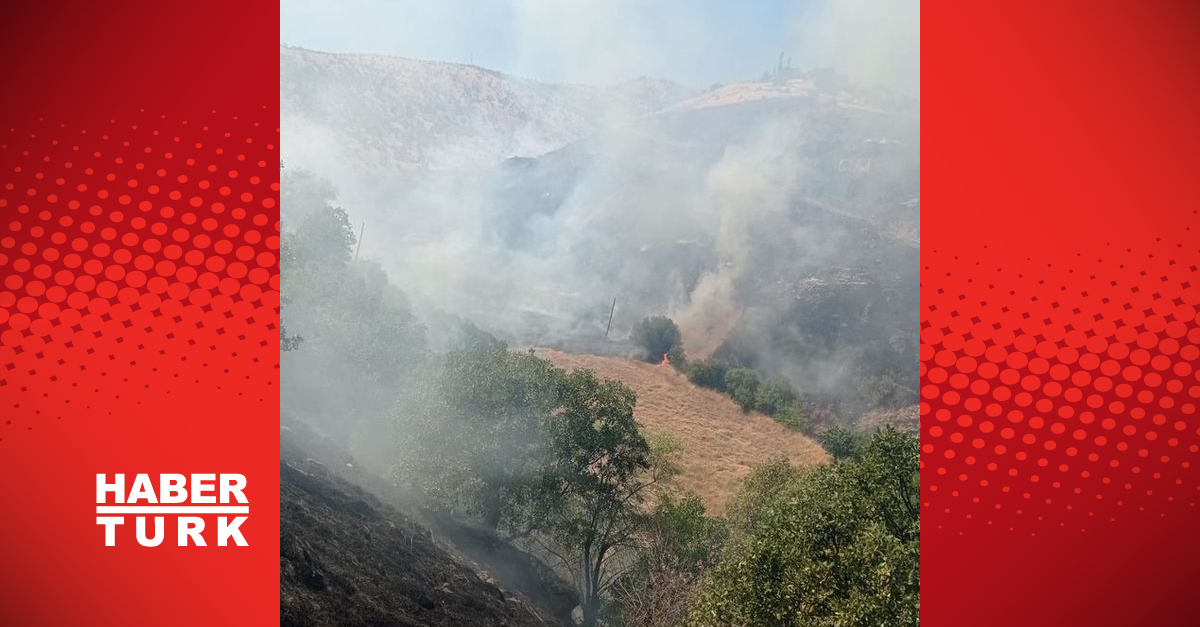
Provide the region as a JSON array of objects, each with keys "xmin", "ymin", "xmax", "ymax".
[{"xmin": 534, "ymin": 349, "xmax": 829, "ymax": 515}]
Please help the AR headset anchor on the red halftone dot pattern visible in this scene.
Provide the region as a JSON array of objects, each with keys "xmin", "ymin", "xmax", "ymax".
[
  {"xmin": 922, "ymin": 227, "xmax": 1200, "ymax": 534},
  {"xmin": 0, "ymin": 111, "xmax": 280, "ymax": 444}
]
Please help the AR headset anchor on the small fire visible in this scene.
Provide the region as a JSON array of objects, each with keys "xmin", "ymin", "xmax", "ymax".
[{"xmin": 660, "ymin": 353, "xmax": 670, "ymax": 367}]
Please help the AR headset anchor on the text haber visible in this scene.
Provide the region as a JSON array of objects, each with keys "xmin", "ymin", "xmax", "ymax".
[{"xmin": 95, "ymin": 473, "xmax": 250, "ymax": 547}]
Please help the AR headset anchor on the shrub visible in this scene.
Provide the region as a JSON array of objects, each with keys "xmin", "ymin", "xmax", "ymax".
[
  {"xmin": 649, "ymin": 493, "xmax": 730, "ymax": 571},
  {"xmin": 610, "ymin": 493, "xmax": 727, "ymax": 627},
  {"xmin": 819, "ymin": 426, "xmax": 862, "ymax": 461},
  {"xmin": 632, "ymin": 316, "xmax": 683, "ymax": 363},
  {"xmin": 686, "ymin": 359, "xmax": 728, "ymax": 392},
  {"xmin": 667, "ymin": 343, "xmax": 688, "ymax": 371},
  {"xmin": 687, "ymin": 430, "xmax": 920, "ymax": 627},
  {"xmin": 755, "ymin": 376, "xmax": 798, "ymax": 416},
  {"xmin": 773, "ymin": 404, "xmax": 813, "ymax": 435},
  {"xmin": 724, "ymin": 368, "xmax": 761, "ymax": 412}
]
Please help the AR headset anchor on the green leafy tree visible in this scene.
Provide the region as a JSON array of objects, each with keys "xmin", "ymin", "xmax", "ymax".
[
  {"xmin": 687, "ymin": 428, "xmax": 919, "ymax": 627},
  {"xmin": 686, "ymin": 359, "xmax": 728, "ymax": 392},
  {"xmin": 724, "ymin": 457, "xmax": 802, "ymax": 534},
  {"xmin": 645, "ymin": 493, "xmax": 728, "ymax": 571},
  {"xmin": 280, "ymin": 172, "xmax": 426, "ymax": 449},
  {"xmin": 279, "ymin": 173, "xmax": 359, "ymax": 337},
  {"xmin": 534, "ymin": 370, "xmax": 666, "ymax": 627},
  {"xmin": 755, "ymin": 376, "xmax": 798, "ymax": 417},
  {"xmin": 667, "ymin": 343, "xmax": 688, "ymax": 371},
  {"xmin": 279, "ymin": 183, "xmax": 354, "ymax": 334},
  {"xmin": 773, "ymin": 403, "xmax": 813, "ymax": 434},
  {"xmin": 632, "ymin": 316, "xmax": 683, "ymax": 363},
  {"xmin": 855, "ymin": 429, "xmax": 921, "ymax": 543},
  {"xmin": 333, "ymin": 261, "xmax": 426, "ymax": 383},
  {"xmin": 291, "ymin": 203, "xmax": 356, "ymax": 272},
  {"xmin": 723, "ymin": 368, "xmax": 761, "ymax": 412},
  {"xmin": 403, "ymin": 340, "xmax": 565, "ymax": 532},
  {"xmin": 820, "ymin": 426, "xmax": 863, "ymax": 461}
]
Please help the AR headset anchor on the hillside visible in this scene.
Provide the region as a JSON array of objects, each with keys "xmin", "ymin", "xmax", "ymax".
[
  {"xmin": 281, "ymin": 44, "xmax": 691, "ymax": 176},
  {"xmin": 281, "ymin": 46, "xmax": 919, "ymax": 425},
  {"xmin": 533, "ymin": 349, "xmax": 828, "ymax": 514},
  {"xmin": 280, "ymin": 451, "xmax": 566, "ymax": 627},
  {"xmin": 427, "ymin": 83, "xmax": 919, "ymax": 417}
]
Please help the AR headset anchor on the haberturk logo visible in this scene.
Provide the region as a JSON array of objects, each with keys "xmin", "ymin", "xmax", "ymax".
[{"xmin": 95, "ymin": 474, "xmax": 250, "ymax": 547}]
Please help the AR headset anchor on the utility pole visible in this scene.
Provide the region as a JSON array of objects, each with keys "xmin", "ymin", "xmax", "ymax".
[
  {"xmin": 353, "ymin": 222, "xmax": 365, "ymax": 262},
  {"xmin": 604, "ymin": 298, "xmax": 617, "ymax": 338}
]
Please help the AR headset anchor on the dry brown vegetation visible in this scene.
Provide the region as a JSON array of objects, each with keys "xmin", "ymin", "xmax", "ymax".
[
  {"xmin": 858, "ymin": 404, "xmax": 920, "ymax": 434},
  {"xmin": 534, "ymin": 349, "xmax": 829, "ymax": 515}
]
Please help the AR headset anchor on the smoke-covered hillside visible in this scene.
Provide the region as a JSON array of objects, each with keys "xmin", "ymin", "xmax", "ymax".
[
  {"xmin": 282, "ymin": 49, "xmax": 918, "ymax": 417},
  {"xmin": 282, "ymin": 44, "xmax": 692, "ymax": 176}
]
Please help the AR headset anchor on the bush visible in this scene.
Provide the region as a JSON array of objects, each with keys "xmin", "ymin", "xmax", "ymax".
[
  {"xmin": 773, "ymin": 404, "xmax": 812, "ymax": 435},
  {"xmin": 687, "ymin": 430, "xmax": 920, "ymax": 627},
  {"xmin": 686, "ymin": 359, "xmax": 728, "ymax": 392},
  {"xmin": 649, "ymin": 493, "xmax": 730, "ymax": 571},
  {"xmin": 755, "ymin": 376, "xmax": 798, "ymax": 416},
  {"xmin": 667, "ymin": 343, "xmax": 688, "ymax": 371},
  {"xmin": 819, "ymin": 426, "xmax": 862, "ymax": 461},
  {"xmin": 724, "ymin": 368, "xmax": 760, "ymax": 412},
  {"xmin": 632, "ymin": 316, "xmax": 683, "ymax": 363},
  {"xmin": 725, "ymin": 457, "xmax": 801, "ymax": 533},
  {"xmin": 610, "ymin": 493, "xmax": 727, "ymax": 627}
]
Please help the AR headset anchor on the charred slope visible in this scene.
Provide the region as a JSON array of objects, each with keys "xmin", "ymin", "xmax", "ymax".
[
  {"xmin": 713, "ymin": 200, "xmax": 920, "ymax": 417},
  {"xmin": 280, "ymin": 456, "xmax": 557, "ymax": 627},
  {"xmin": 469, "ymin": 86, "xmax": 919, "ymax": 391}
]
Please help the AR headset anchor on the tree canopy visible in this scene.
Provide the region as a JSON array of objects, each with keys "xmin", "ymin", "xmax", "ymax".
[
  {"xmin": 686, "ymin": 428, "xmax": 919, "ymax": 627},
  {"xmin": 632, "ymin": 316, "xmax": 684, "ymax": 364},
  {"xmin": 723, "ymin": 367, "xmax": 761, "ymax": 413},
  {"xmin": 396, "ymin": 339, "xmax": 670, "ymax": 627},
  {"xmin": 279, "ymin": 167, "xmax": 426, "ymax": 450}
]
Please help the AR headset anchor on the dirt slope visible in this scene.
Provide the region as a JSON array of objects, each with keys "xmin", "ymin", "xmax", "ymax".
[{"xmin": 534, "ymin": 349, "xmax": 828, "ymax": 514}]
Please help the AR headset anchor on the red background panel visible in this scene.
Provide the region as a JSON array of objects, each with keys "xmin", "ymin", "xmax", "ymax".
[
  {"xmin": 925, "ymin": 1, "xmax": 1200, "ymax": 625},
  {"xmin": 0, "ymin": 1, "xmax": 279, "ymax": 625}
]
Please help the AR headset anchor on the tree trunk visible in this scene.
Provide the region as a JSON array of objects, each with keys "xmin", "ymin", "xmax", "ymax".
[
  {"xmin": 580, "ymin": 545, "xmax": 601, "ymax": 627},
  {"xmin": 482, "ymin": 485, "xmax": 502, "ymax": 532},
  {"xmin": 581, "ymin": 595, "xmax": 601, "ymax": 627}
]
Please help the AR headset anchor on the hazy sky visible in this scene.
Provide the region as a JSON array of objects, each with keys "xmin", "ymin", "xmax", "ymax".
[{"xmin": 281, "ymin": 0, "xmax": 919, "ymax": 94}]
